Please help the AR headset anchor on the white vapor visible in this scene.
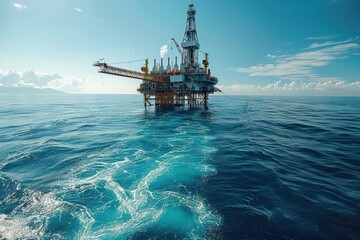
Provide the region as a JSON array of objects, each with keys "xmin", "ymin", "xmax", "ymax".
[
  {"xmin": 74, "ymin": 7, "xmax": 82, "ymax": 13},
  {"xmin": 14, "ymin": 3, "xmax": 27, "ymax": 9},
  {"xmin": 160, "ymin": 45, "xmax": 168, "ymax": 58}
]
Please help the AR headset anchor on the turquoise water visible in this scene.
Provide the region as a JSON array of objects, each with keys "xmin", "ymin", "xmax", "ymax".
[{"xmin": 0, "ymin": 94, "xmax": 359, "ymax": 239}]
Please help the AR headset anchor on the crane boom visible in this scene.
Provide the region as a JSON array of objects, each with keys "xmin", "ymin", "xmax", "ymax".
[
  {"xmin": 93, "ymin": 62, "xmax": 165, "ymax": 83},
  {"xmin": 171, "ymin": 38, "xmax": 183, "ymax": 55}
]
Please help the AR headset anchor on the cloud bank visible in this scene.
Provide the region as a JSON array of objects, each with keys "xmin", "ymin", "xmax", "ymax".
[
  {"xmin": 228, "ymin": 37, "xmax": 360, "ymax": 95},
  {"xmin": 0, "ymin": 70, "xmax": 85, "ymax": 92},
  {"xmin": 232, "ymin": 38, "xmax": 359, "ymax": 81},
  {"xmin": 1, "ymin": 69, "xmax": 358, "ymax": 96},
  {"xmin": 219, "ymin": 80, "xmax": 360, "ymax": 96},
  {"xmin": 0, "ymin": 70, "xmax": 138, "ymax": 94}
]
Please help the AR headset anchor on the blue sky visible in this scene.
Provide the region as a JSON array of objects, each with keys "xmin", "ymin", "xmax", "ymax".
[{"xmin": 1, "ymin": 0, "xmax": 359, "ymax": 95}]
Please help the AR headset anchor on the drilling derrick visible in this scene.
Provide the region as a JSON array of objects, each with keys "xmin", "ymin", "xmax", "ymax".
[
  {"xmin": 181, "ymin": 3, "xmax": 200, "ymax": 73},
  {"xmin": 93, "ymin": 3, "xmax": 219, "ymax": 108}
]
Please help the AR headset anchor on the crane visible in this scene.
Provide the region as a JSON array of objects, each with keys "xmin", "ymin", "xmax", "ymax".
[
  {"xmin": 93, "ymin": 59, "xmax": 166, "ymax": 83},
  {"xmin": 171, "ymin": 38, "xmax": 183, "ymax": 55}
]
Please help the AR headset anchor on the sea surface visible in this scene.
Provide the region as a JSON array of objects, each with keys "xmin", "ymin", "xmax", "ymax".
[{"xmin": 0, "ymin": 93, "xmax": 359, "ymax": 240}]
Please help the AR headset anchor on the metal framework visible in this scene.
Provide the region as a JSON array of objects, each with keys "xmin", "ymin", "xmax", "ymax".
[
  {"xmin": 181, "ymin": 3, "xmax": 200, "ymax": 72},
  {"xmin": 139, "ymin": 89, "xmax": 210, "ymax": 108},
  {"xmin": 93, "ymin": 62, "xmax": 165, "ymax": 83},
  {"xmin": 93, "ymin": 3, "xmax": 219, "ymax": 109}
]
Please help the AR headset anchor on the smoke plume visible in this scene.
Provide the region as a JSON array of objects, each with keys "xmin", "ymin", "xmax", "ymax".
[{"xmin": 160, "ymin": 45, "xmax": 168, "ymax": 58}]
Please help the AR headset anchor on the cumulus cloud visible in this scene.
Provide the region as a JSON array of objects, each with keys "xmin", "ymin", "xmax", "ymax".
[
  {"xmin": 220, "ymin": 80, "xmax": 360, "ymax": 96},
  {"xmin": 0, "ymin": 70, "xmax": 59, "ymax": 87},
  {"xmin": 0, "ymin": 70, "xmax": 85, "ymax": 93},
  {"xmin": 14, "ymin": 3, "xmax": 27, "ymax": 9},
  {"xmin": 231, "ymin": 38, "xmax": 359, "ymax": 82},
  {"xmin": 74, "ymin": 7, "xmax": 82, "ymax": 13},
  {"xmin": 0, "ymin": 69, "xmax": 140, "ymax": 94}
]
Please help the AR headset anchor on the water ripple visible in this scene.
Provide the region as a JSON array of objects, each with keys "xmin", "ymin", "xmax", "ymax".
[{"xmin": 1, "ymin": 94, "xmax": 359, "ymax": 239}]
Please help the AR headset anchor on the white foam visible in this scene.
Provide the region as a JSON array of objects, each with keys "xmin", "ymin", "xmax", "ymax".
[
  {"xmin": 0, "ymin": 190, "xmax": 62, "ymax": 239},
  {"xmin": 0, "ymin": 189, "xmax": 95, "ymax": 240},
  {"xmin": 84, "ymin": 163, "xmax": 168, "ymax": 238},
  {"xmin": 0, "ymin": 213, "xmax": 38, "ymax": 240},
  {"xmin": 33, "ymin": 123, "xmax": 221, "ymax": 239}
]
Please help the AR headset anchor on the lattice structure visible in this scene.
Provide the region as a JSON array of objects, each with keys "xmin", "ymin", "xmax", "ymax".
[
  {"xmin": 93, "ymin": 3, "xmax": 219, "ymax": 109},
  {"xmin": 155, "ymin": 90, "xmax": 175, "ymax": 108},
  {"xmin": 181, "ymin": 3, "xmax": 200, "ymax": 72},
  {"xmin": 93, "ymin": 62, "xmax": 165, "ymax": 83}
]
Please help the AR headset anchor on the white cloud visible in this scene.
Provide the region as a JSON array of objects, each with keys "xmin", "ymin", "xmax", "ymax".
[
  {"xmin": 232, "ymin": 38, "xmax": 359, "ymax": 82},
  {"xmin": 74, "ymin": 7, "xmax": 82, "ymax": 13},
  {"xmin": 306, "ymin": 37, "xmax": 358, "ymax": 50},
  {"xmin": 306, "ymin": 35, "xmax": 341, "ymax": 41},
  {"xmin": 46, "ymin": 76, "xmax": 85, "ymax": 93},
  {"xmin": 13, "ymin": 3, "xmax": 27, "ymax": 9},
  {"xmin": 220, "ymin": 80, "xmax": 360, "ymax": 96},
  {"xmin": 0, "ymin": 69, "xmax": 139, "ymax": 94},
  {"xmin": 0, "ymin": 70, "xmax": 84, "ymax": 92},
  {"xmin": 0, "ymin": 70, "xmax": 59, "ymax": 87},
  {"xmin": 1, "ymin": 69, "xmax": 358, "ymax": 96},
  {"xmin": 266, "ymin": 54, "xmax": 276, "ymax": 59}
]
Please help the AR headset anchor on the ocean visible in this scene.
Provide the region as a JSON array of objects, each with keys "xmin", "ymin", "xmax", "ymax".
[{"xmin": 0, "ymin": 93, "xmax": 359, "ymax": 240}]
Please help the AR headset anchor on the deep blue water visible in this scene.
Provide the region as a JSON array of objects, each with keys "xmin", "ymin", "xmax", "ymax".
[{"xmin": 0, "ymin": 93, "xmax": 359, "ymax": 240}]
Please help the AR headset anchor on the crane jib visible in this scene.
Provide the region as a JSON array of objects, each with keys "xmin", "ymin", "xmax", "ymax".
[{"xmin": 93, "ymin": 62, "xmax": 165, "ymax": 83}]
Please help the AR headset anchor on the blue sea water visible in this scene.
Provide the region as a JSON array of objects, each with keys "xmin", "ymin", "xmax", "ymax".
[{"xmin": 0, "ymin": 93, "xmax": 359, "ymax": 240}]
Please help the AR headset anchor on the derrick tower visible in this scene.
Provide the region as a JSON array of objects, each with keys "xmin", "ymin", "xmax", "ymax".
[
  {"xmin": 93, "ymin": 3, "xmax": 220, "ymax": 109},
  {"xmin": 181, "ymin": 3, "xmax": 200, "ymax": 73}
]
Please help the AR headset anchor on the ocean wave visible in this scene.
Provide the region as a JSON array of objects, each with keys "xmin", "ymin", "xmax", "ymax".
[{"xmin": 1, "ymin": 95, "xmax": 359, "ymax": 239}]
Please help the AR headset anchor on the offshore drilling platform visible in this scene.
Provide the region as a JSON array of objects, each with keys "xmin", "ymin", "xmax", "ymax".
[{"xmin": 93, "ymin": 3, "xmax": 219, "ymax": 108}]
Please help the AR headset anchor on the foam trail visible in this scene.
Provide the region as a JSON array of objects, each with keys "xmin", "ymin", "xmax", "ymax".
[
  {"xmin": 0, "ymin": 96, "xmax": 222, "ymax": 239},
  {"xmin": 80, "ymin": 163, "xmax": 168, "ymax": 239}
]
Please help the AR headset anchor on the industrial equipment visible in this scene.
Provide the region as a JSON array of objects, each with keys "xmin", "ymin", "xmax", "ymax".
[{"xmin": 93, "ymin": 3, "xmax": 219, "ymax": 108}]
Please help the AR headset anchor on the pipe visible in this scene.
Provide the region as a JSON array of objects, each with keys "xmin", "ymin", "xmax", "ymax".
[
  {"xmin": 166, "ymin": 57, "xmax": 171, "ymax": 71},
  {"xmin": 159, "ymin": 58, "xmax": 165, "ymax": 72},
  {"xmin": 174, "ymin": 56, "xmax": 179, "ymax": 70}
]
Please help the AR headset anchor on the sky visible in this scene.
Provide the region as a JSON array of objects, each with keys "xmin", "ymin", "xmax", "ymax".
[{"xmin": 1, "ymin": 0, "xmax": 359, "ymax": 95}]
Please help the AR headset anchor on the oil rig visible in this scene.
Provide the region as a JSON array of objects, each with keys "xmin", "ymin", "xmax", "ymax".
[{"xmin": 93, "ymin": 3, "xmax": 219, "ymax": 108}]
